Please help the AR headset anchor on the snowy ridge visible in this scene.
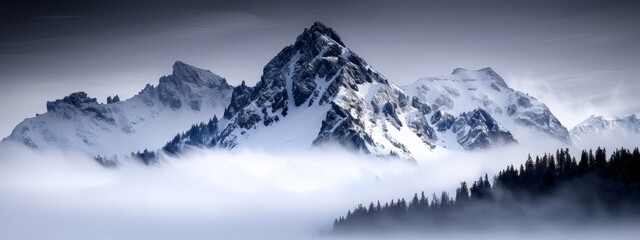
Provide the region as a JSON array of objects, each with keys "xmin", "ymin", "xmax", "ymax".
[
  {"xmin": 2, "ymin": 61, "xmax": 234, "ymax": 156},
  {"xmin": 571, "ymin": 114, "xmax": 640, "ymax": 143},
  {"xmin": 402, "ymin": 67, "xmax": 571, "ymax": 145}
]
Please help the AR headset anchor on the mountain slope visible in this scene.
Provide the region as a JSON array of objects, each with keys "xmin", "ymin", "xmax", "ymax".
[
  {"xmin": 402, "ymin": 68, "xmax": 571, "ymax": 145},
  {"xmin": 2, "ymin": 61, "xmax": 234, "ymax": 156}
]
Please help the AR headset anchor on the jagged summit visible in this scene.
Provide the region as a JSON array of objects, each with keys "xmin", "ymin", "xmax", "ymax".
[
  {"xmin": 165, "ymin": 61, "xmax": 230, "ymax": 88},
  {"xmin": 216, "ymin": 22, "xmax": 405, "ymax": 156},
  {"xmin": 46, "ymin": 92, "xmax": 98, "ymax": 112},
  {"xmin": 223, "ymin": 21, "xmax": 387, "ymax": 120},
  {"xmin": 297, "ymin": 21, "xmax": 345, "ymax": 47},
  {"xmin": 153, "ymin": 61, "xmax": 233, "ymax": 111},
  {"xmin": 448, "ymin": 67, "xmax": 509, "ymax": 88}
]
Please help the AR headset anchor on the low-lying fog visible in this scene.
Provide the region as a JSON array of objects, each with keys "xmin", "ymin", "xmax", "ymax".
[{"xmin": 1, "ymin": 137, "xmax": 639, "ymax": 240}]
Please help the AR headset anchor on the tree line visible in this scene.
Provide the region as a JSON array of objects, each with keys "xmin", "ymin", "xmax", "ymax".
[
  {"xmin": 110, "ymin": 116, "xmax": 220, "ymax": 166},
  {"xmin": 333, "ymin": 147, "xmax": 640, "ymax": 233}
]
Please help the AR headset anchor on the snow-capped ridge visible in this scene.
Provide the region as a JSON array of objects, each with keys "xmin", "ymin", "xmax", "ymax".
[
  {"xmin": 3, "ymin": 61, "xmax": 234, "ymax": 156},
  {"xmin": 403, "ymin": 67, "xmax": 570, "ymax": 145},
  {"xmin": 582, "ymin": 113, "xmax": 638, "ymax": 123},
  {"xmin": 571, "ymin": 113, "xmax": 640, "ymax": 140}
]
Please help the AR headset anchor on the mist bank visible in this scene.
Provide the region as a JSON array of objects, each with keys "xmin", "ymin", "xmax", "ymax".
[
  {"xmin": 2, "ymin": 141, "xmax": 640, "ymax": 239},
  {"xmin": 0, "ymin": 142, "xmax": 513, "ymax": 239}
]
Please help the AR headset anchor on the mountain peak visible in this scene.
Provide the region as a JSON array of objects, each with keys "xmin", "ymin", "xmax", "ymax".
[
  {"xmin": 164, "ymin": 61, "xmax": 229, "ymax": 88},
  {"xmin": 296, "ymin": 22, "xmax": 345, "ymax": 48},
  {"xmin": 249, "ymin": 21, "xmax": 386, "ymax": 109},
  {"xmin": 172, "ymin": 60, "xmax": 208, "ymax": 78},
  {"xmin": 45, "ymin": 91, "xmax": 98, "ymax": 112},
  {"xmin": 173, "ymin": 60, "xmax": 192, "ymax": 70},
  {"xmin": 309, "ymin": 21, "xmax": 330, "ymax": 32},
  {"xmin": 218, "ymin": 21, "xmax": 395, "ymax": 154},
  {"xmin": 451, "ymin": 67, "xmax": 508, "ymax": 88},
  {"xmin": 587, "ymin": 114, "xmax": 604, "ymax": 120},
  {"xmin": 622, "ymin": 113, "xmax": 638, "ymax": 120},
  {"xmin": 450, "ymin": 67, "xmax": 466, "ymax": 75},
  {"xmin": 451, "ymin": 67, "xmax": 496, "ymax": 76}
]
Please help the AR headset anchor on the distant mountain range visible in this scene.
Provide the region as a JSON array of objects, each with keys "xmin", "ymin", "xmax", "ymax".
[
  {"xmin": 2, "ymin": 22, "xmax": 635, "ymax": 162},
  {"xmin": 570, "ymin": 114, "xmax": 640, "ymax": 145}
]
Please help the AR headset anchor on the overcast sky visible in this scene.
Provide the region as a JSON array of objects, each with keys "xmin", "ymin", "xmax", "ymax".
[{"xmin": 1, "ymin": 0, "xmax": 639, "ymax": 137}]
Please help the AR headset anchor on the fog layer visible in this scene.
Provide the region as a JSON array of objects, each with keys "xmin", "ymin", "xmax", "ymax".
[{"xmin": 0, "ymin": 141, "xmax": 639, "ymax": 239}]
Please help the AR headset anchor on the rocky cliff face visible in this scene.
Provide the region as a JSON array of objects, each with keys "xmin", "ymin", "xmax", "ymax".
[{"xmin": 452, "ymin": 108, "xmax": 517, "ymax": 150}]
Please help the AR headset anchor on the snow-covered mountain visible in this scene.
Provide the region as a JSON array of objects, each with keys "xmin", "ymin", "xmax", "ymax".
[
  {"xmin": 4, "ymin": 22, "xmax": 576, "ymax": 161},
  {"xmin": 215, "ymin": 22, "xmax": 440, "ymax": 159},
  {"xmin": 402, "ymin": 68, "xmax": 571, "ymax": 146},
  {"xmin": 571, "ymin": 114, "xmax": 640, "ymax": 145},
  {"xmin": 165, "ymin": 22, "xmax": 521, "ymax": 160},
  {"xmin": 2, "ymin": 61, "xmax": 234, "ymax": 156}
]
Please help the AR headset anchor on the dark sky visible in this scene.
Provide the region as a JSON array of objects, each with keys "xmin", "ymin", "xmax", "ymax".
[{"xmin": 1, "ymin": 0, "xmax": 640, "ymax": 137}]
